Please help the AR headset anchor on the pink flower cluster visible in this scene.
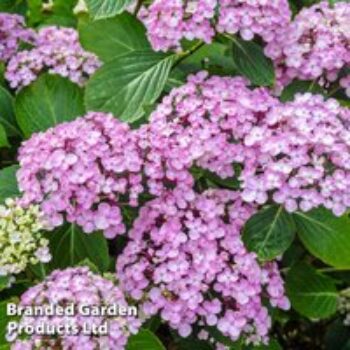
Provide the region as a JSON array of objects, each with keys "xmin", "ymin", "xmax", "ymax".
[
  {"xmin": 149, "ymin": 72, "xmax": 350, "ymax": 215},
  {"xmin": 0, "ymin": 14, "xmax": 34, "ymax": 62},
  {"xmin": 117, "ymin": 190, "xmax": 289, "ymax": 343},
  {"xmin": 148, "ymin": 71, "xmax": 280, "ymax": 179},
  {"xmin": 17, "ymin": 112, "xmax": 145, "ymax": 238},
  {"xmin": 216, "ymin": 0, "xmax": 291, "ymax": 43},
  {"xmin": 139, "ymin": 0, "xmax": 216, "ymax": 51},
  {"xmin": 9, "ymin": 267, "xmax": 141, "ymax": 350},
  {"xmin": 5, "ymin": 26, "xmax": 101, "ymax": 89},
  {"xmin": 241, "ymin": 93, "xmax": 350, "ymax": 216},
  {"xmin": 139, "ymin": 0, "xmax": 291, "ymax": 52},
  {"xmin": 265, "ymin": 1, "xmax": 350, "ymax": 95}
]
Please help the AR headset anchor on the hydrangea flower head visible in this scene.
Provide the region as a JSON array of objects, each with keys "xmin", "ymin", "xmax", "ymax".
[
  {"xmin": 217, "ymin": 0, "xmax": 291, "ymax": 43},
  {"xmin": 9, "ymin": 267, "xmax": 142, "ymax": 350},
  {"xmin": 139, "ymin": 0, "xmax": 217, "ymax": 52},
  {"xmin": 117, "ymin": 189, "xmax": 289, "ymax": 343},
  {"xmin": 5, "ymin": 26, "xmax": 101, "ymax": 89},
  {"xmin": 148, "ymin": 71, "xmax": 280, "ymax": 180},
  {"xmin": 241, "ymin": 93, "xmax": 350, "ymax": 216},
  {"xmin": 0, "ymin": 198, "xmax": 51, "ymax": 276},
  {"xmin": 17, "ymin": 112, "xmax": 145, "ymax": 238},
  {"xmin": 148, "ymin": 72, "xmax": 350, "ymax": 216},
  {"xmin": 139, "ymin": 0, "xmax": 291, "ymax": 52}
]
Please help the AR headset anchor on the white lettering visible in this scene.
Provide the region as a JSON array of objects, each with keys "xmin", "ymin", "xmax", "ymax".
[{"xmin": 6, "ymin": 303, "xmax": 17, "ymax": 316}]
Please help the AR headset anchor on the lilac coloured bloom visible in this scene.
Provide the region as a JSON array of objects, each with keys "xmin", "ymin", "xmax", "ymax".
[
  {"xmin": 5, "ymin": 26, "xmax": 101, "ymax": 89},
  {"xmin": 0, "ymin": 13, "xmax": 34, "ymax": 62},
  {"xmin": 148, "ymin": 72, "xmax": 350, "ymax": 215},
  {"xmin": 265, "ymin": 1, "xmax": 350, "ymax": 95},
  {"xmin": 217, "ymin": 0, "xmax": 291, "ymax": 43},
  {"xmin": 139, "ymin": 0, "xmax": 291, "ymax": 52},
  {"xmin": 241, "ymin": 93, "xmax": 350, "ymax": 216},
  {"xmin": 9, "ymin": 267, "xmax": 142, "ymax": 350},
  {"xmin": 117, "ymin": 189, "xmax": 289, "ymax": 344},
  {"xmin": 138, "ymin": 0, "xmax": 216, "ymax": 52},
  {"xmin": 148, "ymin": 71, "xmax": 280, "ymax": 180},
  {"xmin": 17, "ymin": 112, "xmax": 144, "ymax": 238}
]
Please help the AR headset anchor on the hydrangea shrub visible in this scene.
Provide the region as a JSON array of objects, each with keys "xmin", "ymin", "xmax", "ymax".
[{"xmin": 0, "ymin": 1, "xmax": 349, "ymax": 349}]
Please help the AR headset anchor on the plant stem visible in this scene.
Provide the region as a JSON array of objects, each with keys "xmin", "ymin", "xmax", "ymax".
[
  {"xmin": 175, "ymin": 41, "xmax": 205, "ymax": 67},
  {"xmin": 308, "ymin": 79, "xmax": 317, "ymax": 92},
  {"xmin": 134, "ymin": 0, "xmax": 144, "ymax": 16},
  {"xmin": 319, "ymin": 267, "xmax": 350, "ymax": 273},
  {"xmin": 328, "ymin": 86, "xmax": 341, "ymax": 97},
  {"xmin": 40, "ymin": 262, "xmax": 47, "ymax": 279}
]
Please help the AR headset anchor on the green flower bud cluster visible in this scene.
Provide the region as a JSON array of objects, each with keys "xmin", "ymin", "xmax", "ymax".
[{"xmin": 0, "ymin": 198, "xmax": 51, "ymax": 277}]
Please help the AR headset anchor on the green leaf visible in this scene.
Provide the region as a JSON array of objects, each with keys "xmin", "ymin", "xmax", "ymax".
[
  {"xmin": 204, "ymin": 172, "xmax": 240, "ymax": 190},
  {"xmin": 40, "ymin": 14, "xmax": 76, "ymax": 27},
  {"xmin": 287, "ymin": 0, "xmax": 298, "ymax": 14},
  {"xmin": 79, "ymin": 13, "xmax": 150, "ymax": 62},
  {"xmin": 282, "ymin": 241, "xmax": 305, "ymax": 268},
  {"xmin": 48, "ymin": 224, "xmax": 110, "ymax": 272},
  {"xmin": 40, "ymin": 0, "xmax": 78, "ymax": 27},
  {"xmin": 15, "ymin": 74, "xmax": 85, "ymax": 138},
  {"xmin": 294, "ymin": 208, "xmax": 350, "ymax": 268},
  {"xmin": 0, "ymin": 277, "xmax": 10, "ymax": 292},
  {"xmin": 77, "ymin": 258, "xmax": 100, "ymax": 273},
  {"xmin": 127, "ymin": 329, "xmax": 165, "ymax": 350},
  {"xmin": 165, "ymin": 68, "xmax": 187, "ymax": 92},
  {"xmin": 0, "ymin": 165, "xmax": 20, "ymax": 204},
  {"xmin": 143, "ymin": 316, "xmax": 161, "ymax": 333},
  {"xmin": 280, "ymin": 80, "xmax": 325, "ymax": 102},
  {"xmin": 0, "ymin": 302, "xmax": 9, "ymax": 345},
  {"xmin": 338, "ymin": 99, "xmax": 350, "ymax": 108},
  {"xmin": 0, "ymin": 124, "xmax": 9, "ymax": 148},
  {"xmin": 0, "ymin": 0, "xmax": 26, "ymax": 13},
  {"xmin": 27, "ymin": 0, "xmax": 78, "ymax": 25},
  {"xmin": 0, "ymin": 63, "xmax": 5, "ymax": 87},
  {"xmin": 86, "ymin": 0, "xmax": 133, "ymax": 19},
  {"xmin": 325, "ymin": 319, "xmax": 350, "ymax": 350},
  {"xmin": 180, "ymin": 42, "xmax": 236, "ymax": 76},
  {"xmin": 27, "ymin": 0, "xmax": 43, "ymax": 25},
  {"xmin": 286, "ymin": 262, "xmax": 338, "ymax": 319},
  {"xmin": 230, "ymin": 37, "xmax": 275, "ymax": 86},
  {"xmin": 85, "ymin": 51, "xmax": 174, "ymax": 122},
  {"xmin": 52, "ymin": 0, "xmax": 78, "ymax": 14},
  {"xmin": 0, "ymin": 86, "xmax": 21, "ymax": 137},
  {"xmin": 243, "ymin": 206, "xmax": 296, "ymax": 261},
  {"xmin": 28, "ymin": 261, "xmax": 48, "ymax": 281}
]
